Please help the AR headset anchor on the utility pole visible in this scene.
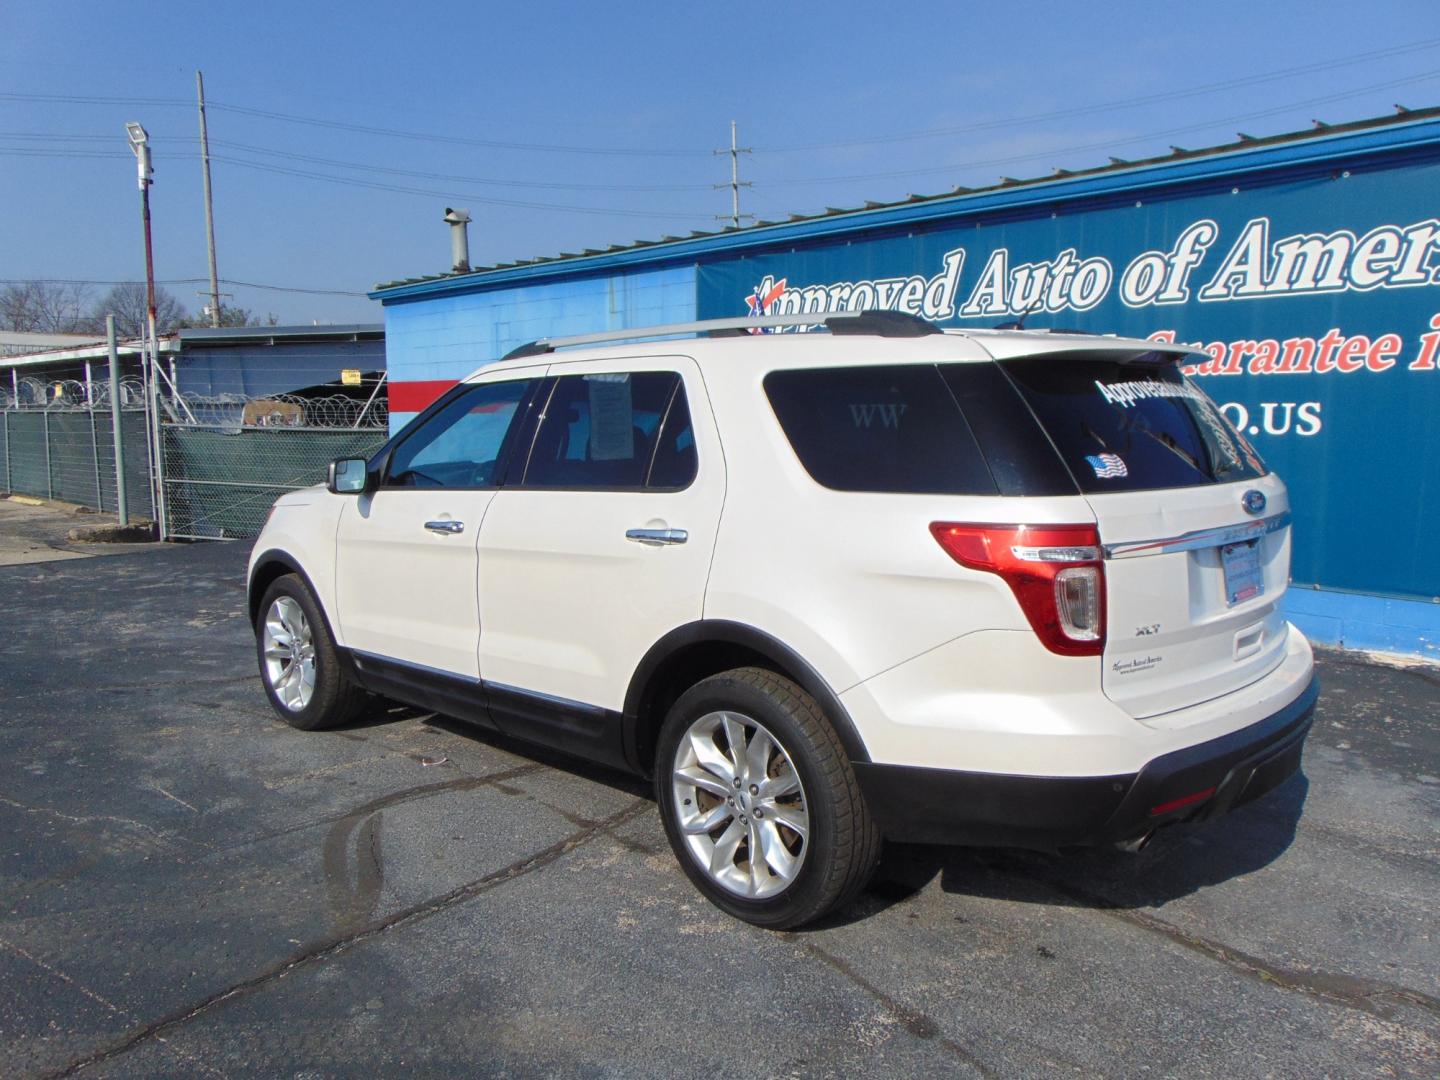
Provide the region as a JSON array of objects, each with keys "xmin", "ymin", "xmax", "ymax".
[
  {"xmin": 196, "ymin": 71, "xmax": 221, "ymax": 327},
  {"xmin": 713, "ymin": 120, "xmax": 753, "ymax": 230}
]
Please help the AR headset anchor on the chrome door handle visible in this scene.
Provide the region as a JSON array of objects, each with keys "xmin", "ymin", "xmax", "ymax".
[
  {"xmin": 625, "ymin": 527, "xmax": 688, "ymax": 546},
  {"xmin": 424, "ymin": 519, "xmax": 465, "ymax": 535}
]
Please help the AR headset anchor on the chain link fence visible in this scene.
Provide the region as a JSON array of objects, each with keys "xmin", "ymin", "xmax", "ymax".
[
  {"xmin": 1, "ymin": 382, "xmax": 155, "ymax": 520},
  {"xmin": 3, "ymin": 373, "xmax": 389, "ymax": 541},
  {"xmin": 160, "ymin": 390, "xmax": 388, "ymax": 541}
]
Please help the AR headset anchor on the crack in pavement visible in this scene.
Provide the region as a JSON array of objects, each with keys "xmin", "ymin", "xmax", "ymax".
[
  {"xmin": 986, "ymin": 855, "xmax": 1440, "ymax": 1023},
  {"xmin": 0, "ymin": 937, "xmax": 228, "ymax": 1080},
  {"xmin": 318, "ymin": 765, "xmax": 548, "ymax": 935},
  {"xmin": 1110, "ymin": 904, "xmax": 1440, "ymax": 1021},
  {"xmin": 2, "ymin": 674, "xmax": 260, "ymax": 702},
  {"xmin": 783, "ymin": 934, "xmax": 997, "ymax": 1076},
  {"xmin": 0, "ymin": 793, "xmax": 209, "ymax": 853},
  {"xmin": 34, "ymin": 796, "xmax": 653, "ymax": 1079},
  {"xmin": 213, "ymin": 763, "xmax": 548, "ymax": 856}
]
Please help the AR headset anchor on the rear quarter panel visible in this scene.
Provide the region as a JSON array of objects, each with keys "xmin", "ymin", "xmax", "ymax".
[{"xmin": 700, "ymin": 350, "xmax": 1098, "ymax": 695}]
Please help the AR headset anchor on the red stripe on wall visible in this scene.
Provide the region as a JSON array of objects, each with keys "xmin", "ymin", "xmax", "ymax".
[{"xmin": 388, "ymin": 379, "xmax": 458, "ymax": 413}]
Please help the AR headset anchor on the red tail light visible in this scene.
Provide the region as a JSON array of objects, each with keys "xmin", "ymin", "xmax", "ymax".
[{"xmin": 930, "ymin": 523, "xmax": 1106, "ymax": 656}]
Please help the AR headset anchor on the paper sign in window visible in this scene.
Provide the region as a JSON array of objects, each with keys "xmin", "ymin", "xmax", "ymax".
[{"xmin": 587, "ymin": 374, "xmax": 634, "ymax": 460}]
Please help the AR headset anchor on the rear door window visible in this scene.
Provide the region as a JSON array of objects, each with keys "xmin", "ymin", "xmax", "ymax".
[
  {"xmin": 523, "ymin": 371, "xmax": 689, "ymax": 489},
  {"xmin": 1000, "ymin": 351, "xmax": 1266, "ymax": 493},
  {"xmin": 648, "ymin": 384, "xmax": 698, "ymax": 489},
  {"xmin": 764, "ymin": 365, "xmax": 997, "ymax": 495}
]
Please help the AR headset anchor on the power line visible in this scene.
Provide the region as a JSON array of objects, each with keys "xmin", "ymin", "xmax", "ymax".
[
  {"xmin": 0, "ymin": 89, "xmax": 712, "ymax": 156},
  {"xmin": 204, "ymin": 100, "xmax": 715, "ymax": 157},
  {"xmin": 760, "ymin": 72, "xmax": 1440, "ymax": 188},
  {"xmin": 0, "ymin": 133, "xmax": 718, "ymax": 191},
  {"xmin": 210, "ymin": 155, "xmax": 717, "ymax": 219},
  {"xmin": 0, "ymin": 92, "xmax": 189, "ymax": 107},
  {"xmin": 0, "ymin": 131, "xmax": 129, "ymax": 141},
  {"xmin": 754, "ymin": 37, "xmax": 1440, "ymax": 152},
  {"xmin": 0, "ymin": 147, "xmax": 130, "ymax": 158},
  {"xmin": 0, "ymin": 144, "xmax": 718, "ymax": 218},
  {"xmin": 204, "ymin": 138, "xmax": 719, "ymax": 192},
  {"xmin": 0, "ymin": 277, "xmax": 367, "ymax": 297},
  {"xmin": 6, "ymin": 35, "xmax": 1437, "ymax": 167}
]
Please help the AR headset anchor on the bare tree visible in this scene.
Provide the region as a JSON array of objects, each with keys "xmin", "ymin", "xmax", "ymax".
[
  {"xmin": 90, "ymin": 282, "xmax": 188, "ymax": 338},
  {"xmin": 0, "ymin": 281, "xmax": 93, "ymax": 333},
  {"xmin": 176, "ymin": 304, "xmax": 281, "ymax": 329}
]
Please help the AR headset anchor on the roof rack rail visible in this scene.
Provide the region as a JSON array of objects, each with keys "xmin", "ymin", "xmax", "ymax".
[
  {"xmin": 501, "ymin": 309, "xmax": 942, "ymax": 360},
  {"xmin": 988, "ymin": 323, "xmax": 1099, "ymax": 336}
]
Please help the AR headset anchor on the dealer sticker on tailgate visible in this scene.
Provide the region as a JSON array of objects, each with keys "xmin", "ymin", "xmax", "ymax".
[{"xmin": 1222, "ymin": 540, "xmax": 1263, "ymax": 606}]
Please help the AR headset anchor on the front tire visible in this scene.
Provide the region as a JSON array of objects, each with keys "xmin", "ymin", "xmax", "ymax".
[
  {"xmin": 655, "ymin": 667, "xmax": 881, "ymax": 929},
  {"xmin": 255, "ymin": 573, "xmax": 366, "ymax": 731}
]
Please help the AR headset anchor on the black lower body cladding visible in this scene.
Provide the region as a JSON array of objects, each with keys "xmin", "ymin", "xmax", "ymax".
[{"xmin": 853, "ymin": 676, "xmax": 1319, "ymax": 849}]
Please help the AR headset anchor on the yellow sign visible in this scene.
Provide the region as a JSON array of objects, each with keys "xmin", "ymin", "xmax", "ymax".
[{"xmin": 341, "ymin": 369, "xmax": 362, "ymax": 386}]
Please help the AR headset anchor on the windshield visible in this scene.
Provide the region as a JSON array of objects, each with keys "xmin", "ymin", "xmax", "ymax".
[{"xmin": 1000, "ymin": 351, "xmax": 1266, "ymax": 493}]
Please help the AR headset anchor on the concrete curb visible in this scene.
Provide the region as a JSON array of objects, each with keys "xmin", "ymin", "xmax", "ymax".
[{"xmin": 67, "ymin": 521, "xmax": 158, "ymax": 544}]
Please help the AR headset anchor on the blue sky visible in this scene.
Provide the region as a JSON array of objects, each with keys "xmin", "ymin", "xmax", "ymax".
[{"xmin": 3, "ymin": 1, "xmax": 1438, "ymax": 324}]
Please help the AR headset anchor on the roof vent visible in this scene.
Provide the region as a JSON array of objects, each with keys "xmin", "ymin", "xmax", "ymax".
[{"xmin": 443, "ymin": 208, "xmax": 472, "ymax": 273}]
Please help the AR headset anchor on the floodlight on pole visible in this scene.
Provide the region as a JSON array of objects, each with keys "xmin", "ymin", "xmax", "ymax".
[
  {"xmin": 125, "ymin": 122, "xmax": 152, "ymax": 190},
  {"xmin": 125, "ymin": 118, "xmax": 167, "ymax": 536}
]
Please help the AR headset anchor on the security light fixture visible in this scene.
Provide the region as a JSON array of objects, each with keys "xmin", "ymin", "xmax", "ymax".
[{"xmin": 125, "ymin": 122, "xmax": 152, "ymax": 189}]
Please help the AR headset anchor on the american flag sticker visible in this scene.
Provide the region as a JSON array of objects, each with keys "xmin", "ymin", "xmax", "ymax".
[{"xmin": 1086, "ymin": 453, "xmax": 1128, "ymax": 479}]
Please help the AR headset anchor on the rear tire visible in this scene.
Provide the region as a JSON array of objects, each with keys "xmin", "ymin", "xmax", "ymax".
[
  {"xmin": 255, "ymin": 573, "xmax": 366, "ymax": 731},
  {"xmin": 655, "ymin": 667, "xmax": 881, "ymax": 929}
]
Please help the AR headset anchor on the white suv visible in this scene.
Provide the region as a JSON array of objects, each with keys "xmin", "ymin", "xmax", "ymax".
[{"xmin": 248, "ymin": 311, "xmax": 1318, "ymax": 928}]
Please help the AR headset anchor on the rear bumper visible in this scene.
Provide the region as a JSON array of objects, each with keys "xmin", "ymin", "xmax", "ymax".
[{"xmin": 853, "ymin": 674, "xmax": 1318, "ymax": 849}]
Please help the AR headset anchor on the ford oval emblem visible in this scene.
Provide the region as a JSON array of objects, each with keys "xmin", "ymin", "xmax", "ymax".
[{"xmin": 1242, "ymin": 489, "xmax": 1267, "ymax": 516}]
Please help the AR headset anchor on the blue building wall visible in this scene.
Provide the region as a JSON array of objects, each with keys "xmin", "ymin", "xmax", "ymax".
[{"xmin": 384, "ymin": 264, "xmax": 696, "ymax": 428}]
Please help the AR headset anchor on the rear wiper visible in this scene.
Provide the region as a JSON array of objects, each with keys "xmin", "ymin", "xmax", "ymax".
[
  {"xmin": 1080, "ymin": 421, "xmax": 1111, "ymax": 451},
  {"xmin": 1101, "ymin": 399, "xmax": 1209, "ymax": 478},
  {"xmin": 1140, "ymin": 428, "xmax": 1207, "ymax": 477}
]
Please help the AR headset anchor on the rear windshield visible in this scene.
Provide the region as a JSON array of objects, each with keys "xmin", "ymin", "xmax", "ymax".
[{"xmin": 1000, "ymin": 351, "xmax": 1266, "ymax": 492}]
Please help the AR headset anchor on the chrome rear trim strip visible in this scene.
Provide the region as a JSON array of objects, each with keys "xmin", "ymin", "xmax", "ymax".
[{"xmin": 1103, "ymin": 511, "xmax": 1291, "ymax": 560}]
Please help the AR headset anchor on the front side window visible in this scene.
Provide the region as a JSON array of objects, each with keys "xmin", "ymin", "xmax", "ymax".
[
  {"xmin": 523, "ymin": 371, "xmax": 692, "ymax": 489},
  {"xmin": 385, "ymin": 379, "xmax": 536, "ymax": 488}
]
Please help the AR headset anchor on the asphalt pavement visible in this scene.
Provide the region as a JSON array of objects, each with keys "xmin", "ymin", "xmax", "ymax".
[{"xmin": 0, "ymin": 500, "xmax": 1436, "ymax": 1078}]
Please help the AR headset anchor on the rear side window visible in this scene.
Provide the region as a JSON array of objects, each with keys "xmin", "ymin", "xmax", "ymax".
[
  {"xmin": 523, "ymin": 371, "xmax": 693, "ymax": 489},
  {"xmin": 1001, "ymin": 351, "xmax": 1266, "ymax": 492},
  {"xmin": 764, "ymin": 365, "xmax": 996, "ymax": 495}
]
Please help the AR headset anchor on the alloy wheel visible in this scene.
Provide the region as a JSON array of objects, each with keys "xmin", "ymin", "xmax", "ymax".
[
  {"xmin": 261, "ymin": 596, "xmax": 316, "ymax": 712},
  {"xmin": 670, "ymin": 710, "xmax": 809, "ymax": 899}
]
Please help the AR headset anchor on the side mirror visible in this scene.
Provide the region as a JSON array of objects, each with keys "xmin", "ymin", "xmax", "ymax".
[{"xmin": 328, "ymin": 457, "xmax": 370, "ymax": 495}]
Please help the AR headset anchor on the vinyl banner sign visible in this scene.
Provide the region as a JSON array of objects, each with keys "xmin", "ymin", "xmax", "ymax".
[{"xmin": 697, "ymin": 162, "xmax": 1440, "ymax": 600}]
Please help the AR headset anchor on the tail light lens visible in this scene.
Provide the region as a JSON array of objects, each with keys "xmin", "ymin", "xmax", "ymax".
[{"xmin": 929, "ymin": 523, "xmax": 1106, "ymax": 656}]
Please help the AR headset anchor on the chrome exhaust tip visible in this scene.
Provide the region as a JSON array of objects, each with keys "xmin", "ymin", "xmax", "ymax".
[{"xmin": 1114, "ymin": 830, "xmax": 1155, "ymax": 854}]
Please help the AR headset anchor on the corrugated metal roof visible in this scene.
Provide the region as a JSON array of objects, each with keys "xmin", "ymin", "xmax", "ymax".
[
  {"xmin": 0, "ymin": 336, "xmax": 174, "ymax": 370},
  {"xmin": 371, "ymin": 106, "xmax": 1440, "ymax": 298},
  {"xmin": 177, "ymin": 324, "xmax": 383, "ymax": 347},
  {"xmin": 0, "ymin": 324, "xmax": 384, "ymax": 370}
]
